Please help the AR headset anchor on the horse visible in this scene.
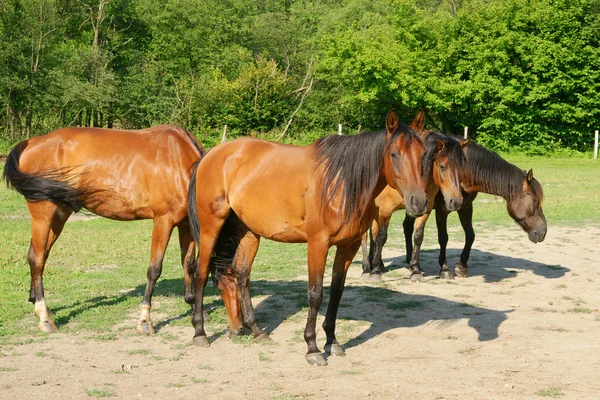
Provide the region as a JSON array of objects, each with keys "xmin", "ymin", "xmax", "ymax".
[
  {"xmin": 361, "ymin": 111, "xmax": 468, "ymax": 280},
  {"xmin": 2, "ymin": 125, "xmax": 205, "ymax": 335},
  {"xmin": 187, "ymin": 111, "xmax": 429, "ymax": 366},
  {"xmin": 403, "ymin": 138, "xmax": 547, "ymax": 279}
]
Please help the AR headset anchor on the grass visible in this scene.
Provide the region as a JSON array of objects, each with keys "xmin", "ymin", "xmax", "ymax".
[
  {"xmin": 0, "ymin": 156, "xmax": 599, "ymax": 341},
  {"xmin": 85, "ymin": 388, "xmax": 117, "ymax": 398},
  {"xmin": 567, "ymin": 307, "xmax": 592, "ymax": 314},
  {"xmin": 535, "ymin": 386, "xmax": 564, "ymax": 397}
]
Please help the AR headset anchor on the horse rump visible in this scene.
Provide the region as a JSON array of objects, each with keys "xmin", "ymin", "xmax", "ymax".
[{"xmin": 3, "ymin": 140, "xmax": 89, "ymax": 212}]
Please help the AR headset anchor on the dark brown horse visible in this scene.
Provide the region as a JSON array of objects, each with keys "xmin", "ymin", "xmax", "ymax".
[
  {"xmin": 403, "ymin": 139, "xmax": 547, "ymax": 279},
  {"xmin": 187, "ymin": 111, "xmax": 429, "ymax": 366},
  {"xmin": 2, "ymin": 125, "xmax": 205, "ymax": 334},
  {"xmin": 361, "ymin": 111, "xmax": 468, "ymax": 280}
]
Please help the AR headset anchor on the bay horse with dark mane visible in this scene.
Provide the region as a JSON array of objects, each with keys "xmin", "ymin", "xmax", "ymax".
[
  {"xmin": 403, "ymin": 138, "xmax": 547, "ymax": 279},
  {"xmin": 2, "ymin": 125, "xmax": 204, "ymax": 334},
  {"xmin": 361, "ymin": 111, "xmax": 468, "ymax": 280},
  {"xmin": 187, "ymin": 111, "xmax": 429, "ymax": 366}
]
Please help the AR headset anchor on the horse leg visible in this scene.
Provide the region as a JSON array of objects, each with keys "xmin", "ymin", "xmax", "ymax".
[
  {"xmin": 370, "ymin": 216, "xmax": 390, "ymax": 277},
  {"xmin": 360, "ymin": 232, "xmax": 370, "ymax": 277},
  {"xmin": 455, "ymin": 201, "xmax": 475, "ymax": 278},
  {"xmin": 435, "ymin": 205, "xmax": 451, "ymax": 276},
  {"xmin": 403, "ymin": 213, "xmax": 415, "ymax": 263},
  {"xmin": 27, "ymin": 201, "xmax": 71, "ymax": 333},
  {"xmin": 177, "ymin": 224, "xmax": 196, "ymax": 306},
  {"xmin": 423, "ymin": 210, "xmax": 452, "ymax": 279},
  {"xmin": 408, "ymin": 213, "xmax": 431, "ymax": 282},
  {"xmin": 231, "ymin": 229, "xmax": 271, "ymax": 343},
  {"xmin": 304, "ymin": 239, "xmax": 329, "ymax": 366},
  {"xmin": 177, "ymin": 224, "xmax": 211, "ymax": 322},
  {"xmin": 137, "ymin": 216, "xmax": 173, "ymax": 335},
  {"xmin": 323, "ymin": 241, "xmax": 361, "ymax": 358},
  {"xmin": 191, "ymin": 214, "xmax": 229, "ymax": 347}
]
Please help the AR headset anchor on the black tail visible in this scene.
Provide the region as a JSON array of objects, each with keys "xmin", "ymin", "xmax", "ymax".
[
  {"xmin": 186, "ymin": 160, "xmax": 242, "ymax": 285},
  {"xmin": 210, "ymin": 215, "xmax": 242, "ymax": 284},
  {"xmin": 187, "ymin": 160, "xmax": 202, "ymax": 248},
  {"xmin": 2, "ymin": 141, "xmax": 87, "ymax": 212}
]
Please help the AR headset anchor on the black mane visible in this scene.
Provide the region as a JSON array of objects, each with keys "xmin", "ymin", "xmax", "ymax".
[
  {"xmin": 313, "ymin": 123, "xmax": 420, "ymax": 225},
  {"xmin": 464, "ymin": 142, "xmax": 529, "ymax": 200},
  {"xmin": 421, "ymin": 131, "xmax": 466, "ymax": 181}
]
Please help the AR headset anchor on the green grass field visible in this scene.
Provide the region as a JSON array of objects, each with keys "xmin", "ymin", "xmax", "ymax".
[{"xmin": 0, "ymin": 156, "xmax": 598, "ymax": 342}]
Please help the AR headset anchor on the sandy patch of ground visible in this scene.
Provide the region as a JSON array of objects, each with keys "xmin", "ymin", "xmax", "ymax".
[{"xmin": 1, "ymin": 225, "xmax": 599, "ymax": 399}]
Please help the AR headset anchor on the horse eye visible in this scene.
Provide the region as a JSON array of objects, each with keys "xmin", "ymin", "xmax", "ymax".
[
  {"xmin": 439, "ymin": 164, "xmax": 447, "ymax": 172},
  {"xmin": 391, "ymin": 151, "xmax": 399, "ymax": 159}
]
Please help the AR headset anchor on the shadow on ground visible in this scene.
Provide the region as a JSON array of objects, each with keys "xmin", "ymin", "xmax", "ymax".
[
  {"xmin": 48, "ymin": 273, "xmax": 512, "ymax": 351},
  {"xmin": 379, "ymin": 248, "xmax": 569, "ymax": 282},
  {"xmin": 47, "ymin": 243, "xmax": 558, "ymax": 347}
]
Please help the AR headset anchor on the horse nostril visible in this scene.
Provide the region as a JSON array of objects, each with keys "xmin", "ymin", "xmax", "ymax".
[
  {"xmin": 410, "ymin": 195, "xmax": 416, "ymax": 207},
  {"xmin": 449, "ymin": 199, "xmax": 455, "ymax": 209}
]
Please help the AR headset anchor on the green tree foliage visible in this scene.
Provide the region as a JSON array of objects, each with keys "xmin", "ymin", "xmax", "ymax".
[{"xmin": 0, "ymin": 0, "xmax": 598, "ymax": 152}]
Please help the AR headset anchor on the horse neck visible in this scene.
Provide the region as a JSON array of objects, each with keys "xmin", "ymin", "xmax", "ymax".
[{"xmin": 462, "ymin": 145, "xmax": 524, "ymax": 201}]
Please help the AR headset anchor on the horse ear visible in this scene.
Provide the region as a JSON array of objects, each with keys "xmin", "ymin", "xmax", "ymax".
[
  {"xmin": 460, "ymin": 139, "xmax": 470, "ymax": 148},
  {"xmin": 410, "ymin": 109, "xmax": 425, "ymax": 132},
  {"xmin": 436, "ymin": 138, "xmax": 446, "ymax": 152},
  {"xmin": 386, "ymin": 110, "xmax": 399, "ymax": 137},
  {"xmin": 527, "ymin": 169, "xmax": 533, "ymax": 182}
]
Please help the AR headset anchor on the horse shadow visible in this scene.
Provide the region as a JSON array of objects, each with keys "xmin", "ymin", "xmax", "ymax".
[
  {"xmin": 248, "ymin": 279, "xmax": 510, "ymax": 350},
  {"xmin": 49, "ymin": 276, "xmax": 509, "ymax": 350},
  {"xmin": 380, "ymin": 248, "xmax": 569, "ymax": 283}
]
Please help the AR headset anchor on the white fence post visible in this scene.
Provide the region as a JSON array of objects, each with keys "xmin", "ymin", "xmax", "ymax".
[
  {"xmin": 594, "ymin": 130, "xmax": 599, "ymax": 159},
  {"xmin": 338, "ymin": 124, "xmax": 342, "ymax": 135},
  {"xmin": 221, "ymin": 125, "xmax": 227, "ymax": 143},
  {"xmin": 464, "ymin": 126, "xmax": 468, "ymax": 139}
]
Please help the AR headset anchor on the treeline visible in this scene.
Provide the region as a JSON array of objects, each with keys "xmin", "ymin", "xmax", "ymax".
[{"xmin": 1, "ymin": 0, "xmax": 599, "ymax": 153}]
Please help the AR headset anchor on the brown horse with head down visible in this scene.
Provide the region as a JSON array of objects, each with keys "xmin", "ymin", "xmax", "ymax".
[
  {"xmin": 361, "ymin": 110, "xmax": 468, "ymax": 280},
  {"xmin": 3, "ymin": 125, "xmax": 204, "ymax": 334},
  {"xmin": 187, "ymin": 111, "xmax": 429, "ymax": 366},
  {"xmin": 404, "ymin": 137, "xmax": 547, "ymax": 279}
]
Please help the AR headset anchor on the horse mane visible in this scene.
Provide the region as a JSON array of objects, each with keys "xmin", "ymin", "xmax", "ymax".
[
  {"xmin": 420, "ymin": 131, "xmax": 466, "ymax": 180},
  {"xmin": 313, "ymin": 123, "xmax": 419, "ymax": 225},
  {"xmin": 463, "ymin": 142, "xmax": 533, "ymax": 201}
]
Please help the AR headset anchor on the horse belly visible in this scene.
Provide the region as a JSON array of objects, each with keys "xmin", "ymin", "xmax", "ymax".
[
  {"xmin": 231, "ymin": 203, "xmax": 308, "ymax": 243},
  {"xmin": 85, "ymin": 185, "xmax": 155, "ymax": 221}
]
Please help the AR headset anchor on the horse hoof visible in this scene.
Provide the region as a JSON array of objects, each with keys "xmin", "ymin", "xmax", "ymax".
[
  {"xmin": 39, "ymin": 321, "xmax": 59, "ymax": 334},
  {"xmin": 369, "ymin": 273, "xmax": 383, "ymax": 281},
  {"xmin": 410, "ymin": 273, "xmax": 424, "ymax": 282},
  {"xmin": 203, "ymin": 309, "xmax": 211, "ymax": 322},
  {"xmin": 455, "ymin": 263, "xmax": 468, "ymax": 278},
  {"xmin": 253, "ymin": 332, "xmax": 274, "ymax": 344},
  {"xmin": 193, "ymin": 335, "xmax": 211, "ymax": 347},
  {"xmin": 439, "ymin": 270, "xmax": 454, "ymax": 280},
  {"xmin": 324, "ymin": 343, "xmax": 346, "ymax": 357},
  {"xmin": 226, "ymin": 328, "xmax": 242, "ymax": 339},
  {"xmin": 305, "ymin": 353, "xmax": 328, "ymax": 366},
  {"xmin": 379, "ymin": 266, "xmax": 389, "ymax": 273},
  {"xmin": 138, "ymin": 321, "xmax": 156, "ymax": 335}
]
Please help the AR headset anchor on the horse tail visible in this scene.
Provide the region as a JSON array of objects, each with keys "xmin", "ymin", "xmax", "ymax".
[
  {"xmin": 2, "ymin": 141, "xmax": 86, "ymax": 212},
  {"xmin": 210, "ymin": 215, "xmax": 241, "ymax": 287},
  {"xmin": 187, "ymin": 160, "xmax": 201, "ymax": 248}
]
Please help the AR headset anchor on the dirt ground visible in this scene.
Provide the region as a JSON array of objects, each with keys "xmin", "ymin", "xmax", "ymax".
[{"xmin": 1, "ymin": 225, "xmax": 599, "ymax": 399}]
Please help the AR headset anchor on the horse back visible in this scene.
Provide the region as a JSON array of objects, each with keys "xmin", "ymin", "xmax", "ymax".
[{"xmin": 16, "ymin": 125, "xmax": 203, "ymax": 220}]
